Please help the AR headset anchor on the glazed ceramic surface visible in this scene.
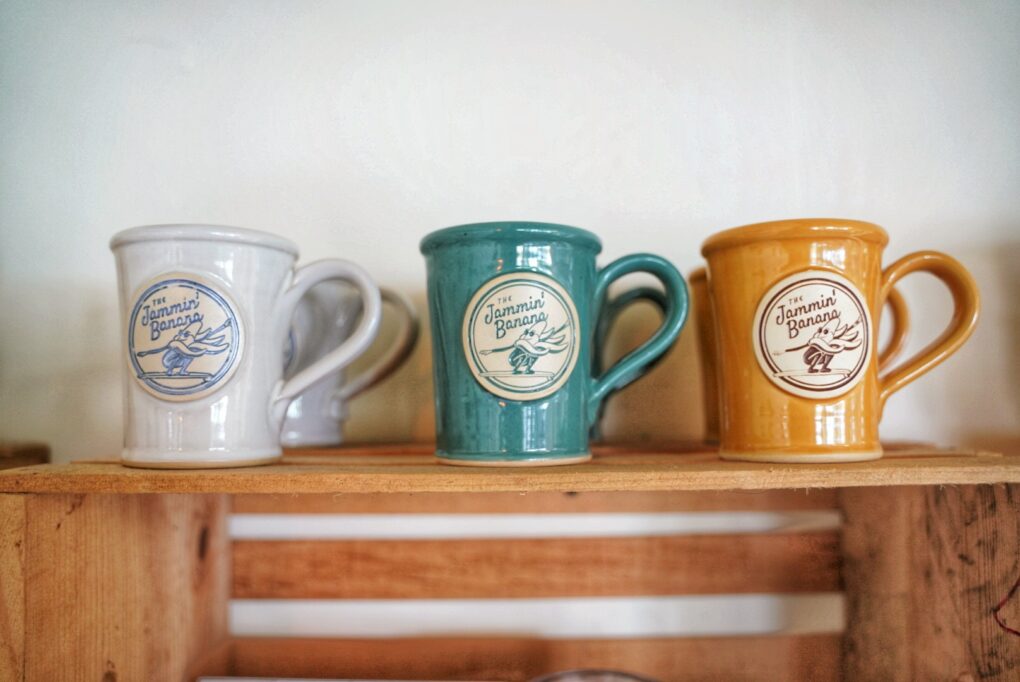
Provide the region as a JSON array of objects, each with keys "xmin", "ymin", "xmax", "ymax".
[
  {"xmin": 701, "ymin": 218, "xmax": 979, "ymax": 463},
  {"xmin": 281, "ymin": 286, "xmax": 418, "ymax": 447},
  {"xmin": 590, "ymin": 284, "xmax": 667, "ymax": 440},
  {"xmin": 111, "ymin": 224, "xmax": 382, "ymax": 468},
  {"xmin": 688, "ymin": 268, "xmax": 721, "ymax": 444},
  {"xmin": 421, "ymin": 221, "xmax": 688, "ymax": 466},
  {"xmin": 690, "ymin": 266, "xmax": 910, "ymax": 446}
]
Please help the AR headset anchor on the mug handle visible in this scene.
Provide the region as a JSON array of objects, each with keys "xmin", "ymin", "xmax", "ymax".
[
  {"xmin": 878, "ymin": 287, "xmax": 909, "ymax": 368},
  {"xmin": 334, "ymin": 287, "xmax": 420, "ymax": 400},
  {"xmin": 271, "ymin": 259, "xmax": 382, "ymax": 423},
  {"xmin": 588, "ymin": 254, "xmax": 688, "ymax": 422},
  {"xmin": 877, "ymin": 251, "xmax": 980, "ymax": 411},
  {"xmin": 593, "ymin": 285, "xmax": 668, "ymax": 386}
]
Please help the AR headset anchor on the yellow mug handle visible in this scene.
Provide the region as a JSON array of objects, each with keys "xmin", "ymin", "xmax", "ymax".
[
  {"xmin": 878, "ymin": 251, "xmax": 980, "ymax": 411},
  {"xmin": 878, "ymin": 287, "xmax": 909, "ymax": 368}
]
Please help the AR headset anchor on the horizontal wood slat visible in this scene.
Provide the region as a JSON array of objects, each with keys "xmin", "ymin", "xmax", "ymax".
[
  {"xmin": 232, "ymin": 488, "xmax": 839, "ymax": 513},
  {"xmin": 233, "ymin": 531, "xmax": 841, "ymax": 598},
  {"xmin": 4, "ymin": 449, "xmax": 1010, "ymax": 495},
  {"xmin": 228, "ymin": 634, "xmax": 842, "ymax": 681}
]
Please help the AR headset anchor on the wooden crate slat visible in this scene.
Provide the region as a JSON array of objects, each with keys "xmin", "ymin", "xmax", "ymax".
[
  {"xmin": 0, "ymin": 440, "xmax": 1015, "ymax": 682},
  {"xmin": 0, "ymin": 495, "xmax": 26, "ymax": 681},
  {"xmin": 0, "ymin": 448, "xmax": 1015, "ymax": 495},
  {"xmin": 227, "ymin": 634, "xmax": 841, "ymax": 681},
  {"xmin": 231, "ymin": 488, "xmax": 839, "ymax": 513},
  {"xmin": 18, "ymin": 493, "xmax": 230, "ymax": 681},
  {"xmin": 232, "ymin": 531, "xmax": 841, "ymax": 599},
  {"xmin": 841, "ymin": 483, "xmax": 1020, "ymax": 681}
]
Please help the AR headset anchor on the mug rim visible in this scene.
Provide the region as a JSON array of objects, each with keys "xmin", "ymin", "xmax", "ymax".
[
  {"xmin": 110, "ymin": 223, "xmax": 299, "ymax": 257},
  {"xmin": 701, "ymin": 218, "xmax": 889, "ymax": 256},
  {"xmin": 420, "ymin": 221, "xmax": 603, "ymax": 254}
]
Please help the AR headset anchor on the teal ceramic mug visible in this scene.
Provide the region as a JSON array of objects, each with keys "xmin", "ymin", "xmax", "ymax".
[{"xmin": 420, "ymin": 221, "xmax": 689, "ymax": 466}]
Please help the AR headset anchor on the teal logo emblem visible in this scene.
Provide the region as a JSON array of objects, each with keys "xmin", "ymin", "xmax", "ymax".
[{"xmin": 463, "ymin": 272, "xmax": 580, "ymax": 401}]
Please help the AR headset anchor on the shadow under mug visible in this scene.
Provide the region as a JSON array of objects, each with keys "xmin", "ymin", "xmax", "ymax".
[
  {"xmin": 281, "ymin": 285, "xmax": 419, "ymax": 448},
  {"xmin": 421, "ymin": 221, "xmax": 689, "ymax": 466},
  {"xmin": 701, "ymin": 218, "xmax": 979, "ymax": 463},
  {"xmin": 111, "ymin": 224, "xmax": 382, "ymax": 468}
]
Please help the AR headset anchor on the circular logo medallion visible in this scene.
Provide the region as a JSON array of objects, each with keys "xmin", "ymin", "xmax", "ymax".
[
  {"xmin": 463, "ymin": 272, "xmax": 580, "ymax": 401},
  {"xmin": 128, "ymin": 274, "xmax": 244, "ymax": 401},
  {"xmin": 752, "ymin": 270, "xmax": 872, "ymax": 399}
]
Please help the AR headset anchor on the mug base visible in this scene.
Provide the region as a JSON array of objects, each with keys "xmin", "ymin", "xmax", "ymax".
[
  {"xmin": 719, "ymin": 449, "xmax": 883, "ymax": 464},
  {"xmin": 281, "ymin": 435, "xmax": 344, "ymax": 448},
  {"xmin": 436, "ymin": 453, "xmax": 592, "ymax": 467},
  {"xmin": 121, "ymin": 452, "xmax": 283, "ymax": 469}
]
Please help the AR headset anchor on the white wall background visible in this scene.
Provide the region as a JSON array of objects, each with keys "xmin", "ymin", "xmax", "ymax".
[{"xmin": 2, "ymin": 0, "xmax": 1018, "ymax": 461}]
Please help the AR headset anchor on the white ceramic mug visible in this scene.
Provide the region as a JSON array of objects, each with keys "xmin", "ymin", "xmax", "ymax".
[
  {"xmin": 281, "ymin": 285, "xmax": 419, "ymax": 447},
  {"xmin": 110, "ymin": 224, "xmax": 382, "ymax": 468}
]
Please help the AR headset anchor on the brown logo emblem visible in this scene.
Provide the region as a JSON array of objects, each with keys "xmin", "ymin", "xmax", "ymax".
[{"xmin": 752, "ymin": 270, "xmax": 872, "ymax": 399}]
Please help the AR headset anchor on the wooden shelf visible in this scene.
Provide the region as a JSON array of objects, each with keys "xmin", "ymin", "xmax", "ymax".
[
  {"xmin": 3, "ymin": 443, "xmax": 1017, "ymax": 680},
  {"xmin": 0, "ymin": 444, "xmax": 1015, "ymax": 494}
]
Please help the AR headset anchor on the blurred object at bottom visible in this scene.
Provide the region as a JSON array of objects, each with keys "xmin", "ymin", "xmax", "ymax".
[
  {"xmin": 531, "ymin": 670, "xmax": 659, "ymax": 682},
  {"xmin": 197, "ymin": 669, "xmax": 659, "ymax": 682},
  {"xmin": 0, "ymin": 441, "xmax": 50, "ymax": 469}
]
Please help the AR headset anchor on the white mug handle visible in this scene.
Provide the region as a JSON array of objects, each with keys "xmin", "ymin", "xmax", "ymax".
[
  {"xmin": 335, "ymin": 287, "xmax": 420, "ymax": 401},
  {"xmin": 270, "ymin": 259, "xmax": 382, "ymax": 424}
]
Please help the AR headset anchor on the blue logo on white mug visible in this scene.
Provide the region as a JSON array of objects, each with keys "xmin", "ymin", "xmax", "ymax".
[{"xmin": 129, "ymin": 275, "xmax": 244, "ymax": 400}]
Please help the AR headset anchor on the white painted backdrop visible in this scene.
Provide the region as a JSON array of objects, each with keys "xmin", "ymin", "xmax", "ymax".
[{"xmin": 1, "ymin": 0, "xmax": 1018, "ymax": 646}]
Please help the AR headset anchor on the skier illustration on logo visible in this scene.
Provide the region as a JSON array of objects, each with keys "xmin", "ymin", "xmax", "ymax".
[
  {"xmin": 778, "ymin": 312, "xmax": 864, "ymax": 374},
  {"xmin": 129, "ymin": 276, "xmax": 244, "ymax": 400},
  {"xmin": 753, "ymin": 271, "xmax": 871, "ymax": 399},
  {"xmin": 136, "ymin": 319, "xmax": 233, "ymax": 379},
  {"xmin": 479, "ymin": 319, "xmax": 569, "ymax": 375},
  {"xmin": 464, "ymin": 273, "xmax": 580, "ymax": 400}
]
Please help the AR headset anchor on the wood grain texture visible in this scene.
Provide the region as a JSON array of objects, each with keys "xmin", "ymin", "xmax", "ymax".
[
  {"xmin": 841, "ymin": 484, "xmax": 1020, "ymax": 681},
  {"xmin": 0, "ymin": 495, "xmax": 26, "ymax": 681},
  {"xmin": 21, "ymin": 493, "xmax": 230, "ymax": 681},
  {"xmin": 0, "ymin": 448, "xmax": 1012, "ymax": 495},
  {"xmin": 229, "ymin": 634, "xmax": 842, "ymax": 681},
  {"xmin": 840, "ymin": 485, "xmax": 915, "ymax": 679},
  {"xmin": 233, "ymin": 531, "xmax": 841, "ymax": 598},
  {"xmin": 232, "ymin": 488, "xmax": 839, "ymax": 513}
]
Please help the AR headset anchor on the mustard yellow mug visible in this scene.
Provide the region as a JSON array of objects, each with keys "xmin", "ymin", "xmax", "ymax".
[
  {"xmin": 701, "ymin": 218, "xmax": 979, "ymax": 463},
  {"xmin": 688, "ymin": 266, "xmax": 911, "ymax": 445}
]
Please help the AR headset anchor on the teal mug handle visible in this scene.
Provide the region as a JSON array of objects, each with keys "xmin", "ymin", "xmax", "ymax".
[
  {"xmin": 589, "ymin": 254, "xmax": 688, "ymax": 422},
  {"xmin": 593, "ymin": 285, "xmax": 669, "ymax": 387}
]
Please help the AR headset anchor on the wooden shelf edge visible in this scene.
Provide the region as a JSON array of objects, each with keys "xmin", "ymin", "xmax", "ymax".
[{"xmin": 0, "ymin": 446, "xmax": 1016, "ymax": 495}]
